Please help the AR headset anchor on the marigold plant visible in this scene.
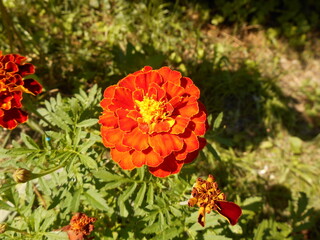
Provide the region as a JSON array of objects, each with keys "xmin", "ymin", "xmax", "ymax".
[
  {"xmin": 188, "ymin": 174, "xmax": 242, "ymax": 227},
  {"xmin": 99, "ymin": 66, "xmax": 208, "ymax": 177},
  {"xmin": 61, "ymin": 213, "xmax": 96, "ymax": 240},
  {"xmin": 0, "ymin": 51, "xmax": 42, "ymax": 129}
]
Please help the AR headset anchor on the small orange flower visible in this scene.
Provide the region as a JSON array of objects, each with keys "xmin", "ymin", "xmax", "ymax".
[
  {"xmin": 61, "ymin": 213, "xmax": 96, "ymax": 240},
  {"xmin": 0, "ymin": 51, "xmax": 42, "ymax": 129},
  {"xmin": 188, "ymin": 175, "xmax": 242, "ymax": 227},
  {"xmin": 99, "ymin": 66, "xmax": 208, "ymax": 177}
]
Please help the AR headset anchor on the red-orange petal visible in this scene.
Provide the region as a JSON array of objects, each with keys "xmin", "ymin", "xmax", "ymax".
[
  {"xmin": 173, "ymin": 96, "xmax": 199, "ymax": 118},
  {"xmin": 110, "ymin": 148, "xmax": 135, "ymax": 170},
  {"xmin": 153, "ymin": 121, "xmax": 171, "ymax": 133},
  {"xmin": 123, "ymin": 127, "xmax": 149, "ymax": 151},
  {"xmin": 99, "ymin": 111, "xmax": 118, "ymax": 128},
  {"xmin": 170, "ymin": 116, "xmax": 190, "ymax": 134},
  {"xmin": 101, "ymin": 127, "xmax": 123, "ymax": 147},
  {"xmin": 215, "ymin": 201, "xmax": 242, "ymax": 225},
  {"xmin": 103, "ymin": 85, "xmax": 116, "ymax": 98},
  {"xmin": 132, "ymin": 147, "xmax": 163, "ymax": 167},
  {"xmin": 0, "ymin": 108, "xmax": 28, "ymax": 129},
  {"xmin": 149, "ymin": 133, "xmax": 183, "ymax": 157},
  {"xmin": 183, "ymin": 137, "xmax": 206, "ymax": 164},
  {"xmin": 158, "ymin": 66, "xmax": 182, "ymax": 85},
  {"xmin": 148, "ymin": 153, "xmax": 184, "ymax": 177},
  {"xmin": 117, "ymin": 109, "xmax": 138, "ymax": 132},
  {"xmin": 180, "ymin": 77, "xmax": 200, "ymax": 99},
  {"xmin": 112, "ymin": 87, "xmax": 134, "ymax": 110},
  {"xmin": 118, "ymin": 75, "xmax": 136, "ymax": 91},
  {"xmin": 163, "ymin": 81, "xmax": 185, "ymax": 100},
  {"xmin": 135, "ymin": 71, "xmax": 163, "ymax": 93},
  {"xmin": 23, "ymin": 79, "xmax": 42, "ymax": 95}
]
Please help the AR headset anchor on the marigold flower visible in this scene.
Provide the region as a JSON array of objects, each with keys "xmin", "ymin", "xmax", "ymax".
[
  {"xmin": 61, "ymin": 213, "xmax": 96, "ymax": 240},
  {"xmin": 188, "ymin": 174, "xmax": 242, "ymax": 227},
  {"xmin": 99, "ymin": 66, "xmax": 208, "ymax": 177},
  {"xmin": 0, "ymin": 51, "xmax": 42, "ymax": 129}
]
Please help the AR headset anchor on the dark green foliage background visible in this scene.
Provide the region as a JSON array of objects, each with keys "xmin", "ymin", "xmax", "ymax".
[{"xmin": 1, "ymin": 0, "xmax": 320, "ymax": 239}]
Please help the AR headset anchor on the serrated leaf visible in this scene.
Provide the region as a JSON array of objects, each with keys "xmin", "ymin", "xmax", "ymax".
[
  {"xmin": 147, "ymin": 183, "xmax": 154, "ymax": 205},
  {"xmin": 134, "ymin": 182, "xmax": 147, "ymax": 209},
  {"xmin": 6, "ymin": 148, "xmax": 39, "ymax": 156},
  {"xmin": 78, "ymin": 154, "xmax": 98, "ymax": 169},
  {"xmin": 79, "ymin": 139, "xmax": 96, "ymax": 154},
  {"xmin": 213, "ymin": 112, "xmax": 223, "ymax": 129},
  {"xmin": 93, "ymin": 170, "xmax": 125, "ymax": 182},
  {"xmin": 44, "ymin": 232, "xmax": 69, "ymax": 240},
  {"xmin": 141, "ymin": 222, "xmax": 161, "ymax": 234},
  {"xmin": 0, "ymin": 200, "xmax": 15, "ymax": 211},
  {"xmin": 77, "ymin": 118, "xmax": 98, "ymax": 127},
  {"xmin": 69, "ymin": 189, "xmax": 81, "ymax": 212},
  {"xmin": 104, "ymin": 179, "xmax": 130, "ymax": 190},
  {"xmin": 119, "ymin": 182, "xmax": 137, "ymax": 202},
  {"xmin": 84, "ymin": 188, "xmax": 109, "ymax": 211},
  {"xmin": 21, "ymin": 133, "xmax": 39, "ymax": 149}
]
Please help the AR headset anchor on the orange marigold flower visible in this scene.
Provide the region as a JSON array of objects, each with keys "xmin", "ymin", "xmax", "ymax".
[
  {"xmin": 61, "ymin": 213, "xmax": 96, "ymax": 240},
  {"xmin": 0, "ymin": 51, "xmax": 42, "ymax": 129},
  {"xmin": 99, "ymin": 66, "xmax": 208, "ymax": 177},
  {"xmin": 188, "ymin": 174, "xmax": 242, "ymax": 227}
]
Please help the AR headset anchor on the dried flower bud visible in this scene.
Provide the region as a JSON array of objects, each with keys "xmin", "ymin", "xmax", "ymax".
[
  {"xmin": 13, "ymin": 168, "xmax": 32, "ymax": 183},
  {"xmin": 0, "ymin": 223, "xmax": 6, "ymax": 234}
]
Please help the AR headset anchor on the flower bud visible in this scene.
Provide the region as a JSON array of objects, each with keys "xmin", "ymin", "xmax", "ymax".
[
  {"xmin": 13, "ymin": 168, "xmax": 32, "ymax": 183},
  {"xmin": 0, "ymin": 223, "xmax": 6, "ymax": 234}
]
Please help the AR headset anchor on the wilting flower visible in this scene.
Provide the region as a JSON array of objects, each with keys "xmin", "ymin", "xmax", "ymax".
[
  {"xmin": 99, "ymin": 66, "xmax": 208, "ymax": 177},
  {"xmin": 61, "ymin": 213, "xmax": 96, "ymax": 240},
  {"xmin": 0, "ymin": 51, "xmax": 42, "ymax": 129},
  {"xmin": 188, "ymin": 174, "xmax": 242, "ymax": 227}
]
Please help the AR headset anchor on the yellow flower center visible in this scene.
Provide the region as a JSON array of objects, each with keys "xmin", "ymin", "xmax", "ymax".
[{"xmin": 135, "ymin": 96, "xmax": 166, "ymax": 124}]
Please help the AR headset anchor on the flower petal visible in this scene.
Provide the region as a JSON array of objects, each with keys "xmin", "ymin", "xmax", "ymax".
[
  {"xmin": 180, "ymin": 77, "xmax": 200, "ymax": 98},
  {"xmin": 163, "ymin": 81, "xmax": 185, "ymax": 99},
  {"xmin": 112, "ymin": 87, "xmax": 134, "ymax": 110},
  {"xmin": 170, "ymin": 116, "xmax": 190, "ymax": 134},
  {"xmin": 148, "ymin": 153, "xmax": 183, "ymax": 177},
  {"xmin": 117, "ymin": 109, "xmax": 138, "ymax": 132},
  {"xmin": 132, "ymin": 147, "xmax": 163, "ymax": 167},
  {"xmin": 135, "ymin": 71, "xmax": 163, "ymax": 93},
  {"xmin": 183, "ymin": 137, "xmax": 206, "ymax": 164},
  {"xmin": 149, "ymin": 133, "xmax": 183, "ymax": 157},
  {"xmin": 158, "ymin": 66, "xmax": 181, "ymax": 85},
  {"xmin": 101, "ymin": 127, "xmax": 123, "ymax": 147},
  {"xmin": 123, "ymin": 127, "xmax": 149, "ymax": 151},
  {"xmin": 23, "ymin": 79, "xmax": 42, "ymax": 95},
  {"xmin": 215, "ymin": 201, "xmax": 242, "ymax": 225},
  {"xmin": 173, "ymin": 96, "xmax": 199, "ymax": 118},
  {"xmin": 0, "ymin": 108, "xmax": 28, "ymax": 129},
  {"xmin": 118, "ymin": 75, "xmax": 136, "ymax": 91},
  {"xmin": 99, "ymin": 111, "xmax": 118, "ymax": 128},
  {"xmin": 110, "ymin": 148, "xmax": 135, "ymax": 170}
]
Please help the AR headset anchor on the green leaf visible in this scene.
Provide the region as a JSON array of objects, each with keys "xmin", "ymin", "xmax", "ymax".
[
  {"xmin": 0, "ymin": 200, "xmax": 15, "ymax": 211},
  {"xmin": 21, "ymin": 133, "xmax": 39, "ymax": 149},
  {"xmin": 93, "ymin": 170, "xmax": 125, "ymax": 182},
  {"xmin": 147, "ymin": 183, "xmax": 154, "ymax": 205},
  {"xmin": 104, "ymin": 179, "xmax": 131, "ymax": 190},
  {"xmin": 213, "ymin": 112, "xmax": 223, "ymax": 129},
  {"xmin": 78, "ymin": 154, "xmax": 98, "ymax": 169},
  {"xmin": 6, "ymin": 148, "xmax": 39, "ymax": 156},
  {"xmin": 134, "ymin": 182, "xmax": 147, "ymax": 209},
  {"xmin": 44, "ymin": 232, "xmax": 69, "ymax": 240},
  {"xmin": 69, "ymin": 189, "xmax": 81, "ymax": 212},
  {"xmin": 84, "ymin": 188, "xmax": 109, "ymax": 211},
  {"xmin": 77, "ymin": 118, "xmax": 98, "ymax": 127},
  {"xmin": 79, "ymin": 139, "xmax": 96, "ymax": 154}
]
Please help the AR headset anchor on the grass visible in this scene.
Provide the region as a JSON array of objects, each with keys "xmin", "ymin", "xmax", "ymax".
[{"xmin": 1, "ymin": 0, "xmax": 320, "ymax": 238}]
